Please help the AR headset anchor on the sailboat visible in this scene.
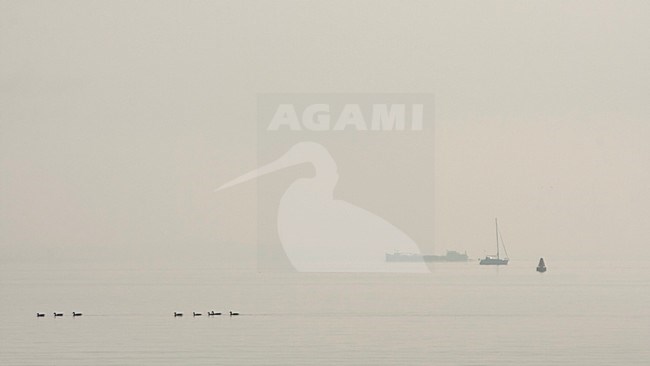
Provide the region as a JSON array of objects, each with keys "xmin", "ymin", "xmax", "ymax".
[
  {"xmin": 479, "ymin": 218, "xmax": 509, "ymax": 265},
  {"xmin": 536, "ymin": 258, "xmax": 547, "ymax": 272}
]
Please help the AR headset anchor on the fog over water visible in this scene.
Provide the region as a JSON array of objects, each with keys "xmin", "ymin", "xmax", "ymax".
[
  {"xmin": 2, "ymin": 1, "xmax": 649, "ymax": 267},
  {"xmin": 1, "ymin": 2, "xmax": 649, "ymax": 363}
]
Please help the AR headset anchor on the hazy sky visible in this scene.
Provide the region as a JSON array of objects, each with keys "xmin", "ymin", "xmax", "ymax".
[{"xmin": 1, "ymin": 1, "xmax": 648, "ymax": 267}]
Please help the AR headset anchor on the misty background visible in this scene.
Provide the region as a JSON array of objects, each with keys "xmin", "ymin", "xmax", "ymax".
[{"xmin": 1, "ymin": 1, "xmax": 648, "ymax": 268}]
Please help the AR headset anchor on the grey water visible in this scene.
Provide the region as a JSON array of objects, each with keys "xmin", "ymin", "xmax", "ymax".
[{"xmin": 1, "ymin": 260, "xmax": 649, "ymax": 365}]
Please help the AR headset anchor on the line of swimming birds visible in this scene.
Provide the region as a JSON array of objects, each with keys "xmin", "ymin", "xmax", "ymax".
[
  {"xmin": 175, "ymin": 311, "xmax": 240, "ymax": 317},
  {"xmin": 36, "ymin": 311, "xmax": 240, "ymax": 317},
  {"xmin": 36, "ymin": 312, "xmax": 83, "ymax": 317}
]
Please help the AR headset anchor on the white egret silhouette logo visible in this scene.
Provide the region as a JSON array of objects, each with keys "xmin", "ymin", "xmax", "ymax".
[{"xmin": 216, "ymin": 142, "xmax": 428, "ymax": 272}]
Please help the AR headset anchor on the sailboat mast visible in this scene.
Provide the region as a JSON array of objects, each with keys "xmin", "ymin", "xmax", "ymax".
[{"xmin": 495, "ymin": 218, "xmax": 499, "ymax": 259}]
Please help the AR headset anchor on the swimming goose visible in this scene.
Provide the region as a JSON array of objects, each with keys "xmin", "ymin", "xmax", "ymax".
[
  {"xmin": 36, "ymin": 313, "xmax": 45, "ymax": 317},
  {"xmin": 174, "ymin": 312, "xmax": 183, "ymax": 317},
  {"xmin": 193, "ymin": 312, "xmax": 202, "ymax": 317},
  {"xmin": 208, "ymin": 311, "xmax": 222, "ymax": 316},
  {"xmin": 229, "ymin": 311, "xmax": 239, "ymax": 316},
  {"xmin": 72, "ymin": 312, "xmax": 83, "ymax": 317},
  {"xmin": 53, "ymin": 313, "xmax": 63, "ymax": 317}
]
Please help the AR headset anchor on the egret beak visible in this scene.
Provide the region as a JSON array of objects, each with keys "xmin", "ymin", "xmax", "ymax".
[{"xmin": 215, "ymin": 153, "xmax": 295, "ymax": 192}]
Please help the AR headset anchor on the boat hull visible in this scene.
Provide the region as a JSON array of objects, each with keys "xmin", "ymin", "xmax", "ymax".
[{"xmin": 479, "ymin": 257, "xmax": 509, "ymax": 265}]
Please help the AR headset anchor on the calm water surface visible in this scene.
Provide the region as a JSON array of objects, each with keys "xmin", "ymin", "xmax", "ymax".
[{"xmin": 1, "ymin": 260, "xmax": 649, "ymax": 365}]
